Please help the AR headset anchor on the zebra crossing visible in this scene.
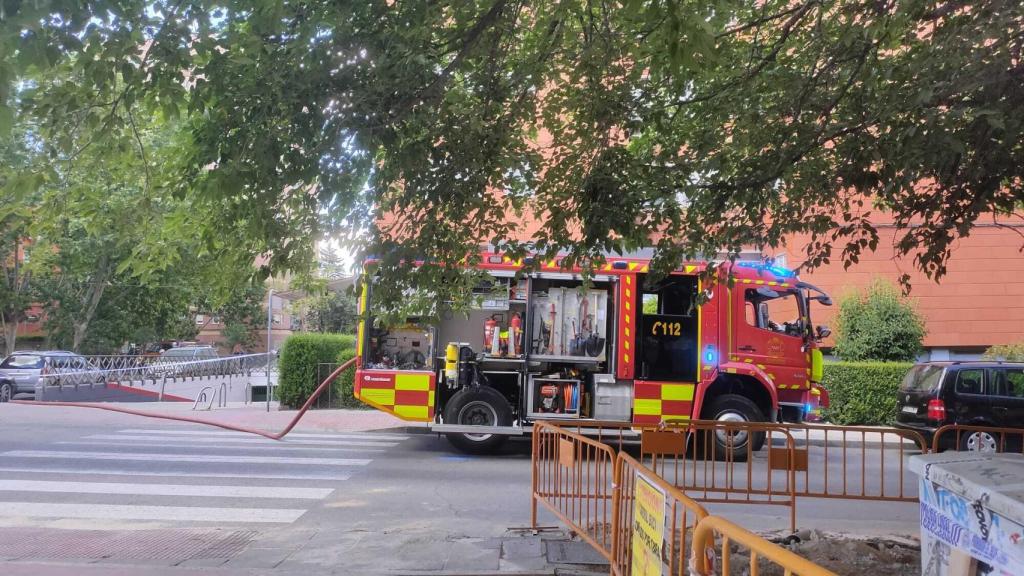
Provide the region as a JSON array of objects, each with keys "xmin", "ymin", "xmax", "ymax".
[{"xmin": 0, "ymin": 427, "xmax": 407, "ymax": 526}]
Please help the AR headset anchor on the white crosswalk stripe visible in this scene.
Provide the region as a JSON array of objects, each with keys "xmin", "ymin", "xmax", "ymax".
[
  {"xmin": 0, "ymin": 503, "xmax": 306, "ymax": 523},
  {"xmin": 57, "ymin": 440, "xmax": 388, "ymax": 452},
  {"xmin": 0, "ymin": 467, "xmax": 355, "ymax": 481},
  {"xmin": 117, "ymin": 428, "xmax": 410, "ymax": 441},
  {"xmin": 0, "ymin": 427, "xmax": 404, "ymax": 526},
  {"xmin": 0, "ymin": 480, "xmax": 334, "ymax": 499},
  {"xmin": 80, "ymin": 433, "xmax": 399, "ymax": 447},
  {"xmin": 5, "ymin": 450, "xmax": 372, "ymax": 466}
]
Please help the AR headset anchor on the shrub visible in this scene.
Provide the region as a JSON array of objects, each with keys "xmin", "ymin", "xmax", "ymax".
[
  {"xmin": 333, "ymin": 347, "xmax": 365, "ymax": 408},
  {"xmin": 821, "ymin": 361, "xmax": 914, "ymax": 425},
  {"xmin": 983, "ymin": 341, "xmax": 1024, "ymax": 362},
  {"xmin": 833, "ymin": 279, "xmax": 926, "ymax": 362},
  {"xmin": 277, "ymin": 333, "xmax": 356, "ymax": 408}
]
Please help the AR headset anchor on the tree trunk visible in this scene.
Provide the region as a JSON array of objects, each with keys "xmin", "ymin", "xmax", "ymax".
[
  {"xmin": 2, "ymin": 320, "xmax": 17, "ymax": 356},
  {"xmin": 72, "ymin": 255, "xmax": 110, "ymax": 353}
]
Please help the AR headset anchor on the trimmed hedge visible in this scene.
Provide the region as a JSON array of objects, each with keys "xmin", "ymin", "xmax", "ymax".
[
  {"xmin": 277, "ymin": 333, "xmax": 357, "ymax": 408},
  {"xmin": 821, "ymin": 361, "xmax": 914, "ymax": 425},
  {"xmin": 333, "ymin": 347, "xmax": 364, "ymax": 409}
]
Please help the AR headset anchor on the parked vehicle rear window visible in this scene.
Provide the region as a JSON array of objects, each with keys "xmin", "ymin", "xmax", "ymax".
[
  {"xmin": 0, "ymin": 355, "xmax": 44, "ymax": 369},
  {"xmin": 899, "ymin": 365, "xmax": 945, "ymax": 393}
]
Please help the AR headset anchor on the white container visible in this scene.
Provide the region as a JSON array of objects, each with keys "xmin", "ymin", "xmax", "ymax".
[{"xmin": 910, "ymin": 452, "xmax": 1024, "ymax": 576}]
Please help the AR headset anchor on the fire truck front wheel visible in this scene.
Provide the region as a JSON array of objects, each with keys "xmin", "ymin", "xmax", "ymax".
[
  {"xmin": 703, "ymin": 394, "xmax": 767, "ymax": 461},
  {"xmin": 443, "ymin": 386, "xmax": 513, "ymax": 454}
]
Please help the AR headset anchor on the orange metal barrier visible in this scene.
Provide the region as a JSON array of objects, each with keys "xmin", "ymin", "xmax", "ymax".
[
  {"xmin": 535, "ymin": 419, "xmax": 928, "ymax": 528},
  {"xmin": 611, "ymin": 452, "xmax": 708, "ymax": 576},
  {"xmin": 644, "ymin": 421, "xmax": 799, "ymax": 532},
  {"xmin": 773, "ymin": 423, "xmax": 929, "ymax": 502},
  {"xmin": 690, "ymin": 516, "xmax": 839, "ymax": 576},
  {"xmin": 932, "ymin": 424, "xmax": 1024, "ymax": 453},
  {"xmin": 531, "ymin": 420, "xmax": 619, "ymax": 562}
]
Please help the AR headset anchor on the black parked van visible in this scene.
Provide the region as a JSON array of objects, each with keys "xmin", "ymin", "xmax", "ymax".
[{"xmin": 894, "ymin": 361, "xmax": 1024, "ymax": 452}]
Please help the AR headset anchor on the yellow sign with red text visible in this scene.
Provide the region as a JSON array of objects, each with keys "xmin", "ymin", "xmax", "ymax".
[{"xmin": 631, "ymin": 471, "xmax": 666, "ymax": 576}]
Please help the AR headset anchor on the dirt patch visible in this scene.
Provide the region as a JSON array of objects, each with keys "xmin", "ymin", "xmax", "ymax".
[{"xmin": 712, "ymin": 529, "xmax": 921, "ymax": 576}]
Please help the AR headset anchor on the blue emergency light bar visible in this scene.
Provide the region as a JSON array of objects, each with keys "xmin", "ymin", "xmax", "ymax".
[{"xmin": 736, "ymin": 261, "xmax": 797, "ymax": 278}]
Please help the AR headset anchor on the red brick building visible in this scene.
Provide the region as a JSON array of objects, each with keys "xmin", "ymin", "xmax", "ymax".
[{"xmin": 776, "ymin": 223, "xmax": 1024, "ymax": 360}]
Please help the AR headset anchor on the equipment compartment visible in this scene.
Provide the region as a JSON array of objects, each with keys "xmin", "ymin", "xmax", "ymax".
[{"xmin": 527, "ymin": 375, "xmax": 583, "ymax": 419}]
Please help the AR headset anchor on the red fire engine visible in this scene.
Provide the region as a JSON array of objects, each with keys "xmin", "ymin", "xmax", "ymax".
[{"xmin": 354, "ymin": 253, "xmax": 832, "ymax": 455}]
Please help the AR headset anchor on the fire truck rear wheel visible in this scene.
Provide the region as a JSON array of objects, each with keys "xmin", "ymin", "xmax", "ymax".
[
  {"xmin": 703, "ymin": 394, "xmax": 767, "ymax": 462},
  {"xmin": 444, "ymin": 386, "xmax": 513, "ymax": 454}
]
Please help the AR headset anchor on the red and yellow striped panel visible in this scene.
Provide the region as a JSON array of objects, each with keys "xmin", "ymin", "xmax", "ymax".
[
  {"xmin": 354, "ymin": 370, "xmax": 436, "ymax": 422},
  {"xmin": 632, "ymin": 380, "xmax": 696, "ymax": 426},
  {"xmin": 616, "ymin": 274, "xmax": 636, "ymax": 380}
]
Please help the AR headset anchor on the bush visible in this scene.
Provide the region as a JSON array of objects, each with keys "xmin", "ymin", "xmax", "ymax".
[
  {"xmin": 333, "ymin": 347, "xmax": 365, "ymax": 409},
  {"xmin": 833, "ymin": 279, "xmax": 926, "ymax": 362},
  {"xmin": 983, "ymin": 341, "xmax": 1024, "ymax": 361},
  {"xmin": 277, "ymin": 333, "xmax": 357, "ymax": 408},
  {"xmin": 821, "ymin": 361, "xmax": 914, "ymax": 425}
]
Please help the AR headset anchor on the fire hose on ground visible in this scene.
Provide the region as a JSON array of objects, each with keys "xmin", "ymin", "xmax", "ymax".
[{"xmin": 10, "ymin": 357, "xmax": 356, "ymax": 441}]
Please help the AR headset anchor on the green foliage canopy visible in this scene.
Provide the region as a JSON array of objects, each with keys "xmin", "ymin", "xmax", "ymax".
[
  {"xmin": 3, "ymin": 1, "xmax": 1022, "ymax": 312},
  {"xmin": 983, "ymin": 341, "xmax": 1024, "ymax": 362},
  {"xmin": 833, "ymin": 279, "xmax": 927, "ymax": 362}
]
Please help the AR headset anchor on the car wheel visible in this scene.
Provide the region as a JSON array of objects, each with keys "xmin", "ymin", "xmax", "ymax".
[
  {"xmin": 0, "ymin": 381, "xmax": 12, "ymax": 402},
  {"xmin": 443, "ymin": 386, "xmax": 513, "ymax": 455},
  {"xmin": 961, "ymin": 429, "xmax": 1000, "ymax": 453},
  {"xmin": 701, "ymin": 394, "xmax": 767, "ymax": 462}
]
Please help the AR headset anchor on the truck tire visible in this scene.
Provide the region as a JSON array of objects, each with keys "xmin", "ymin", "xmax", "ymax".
[
  {"xmin": 702, "ymin": 394, "xmax": 767, "ymax": 462},
  {"xmin": 0, "ymin": 380, "xmax": 12, "ymax": 402},
  {"xmin": 443, "ymin": 386, "xmax": 513, "ymax": 454}
]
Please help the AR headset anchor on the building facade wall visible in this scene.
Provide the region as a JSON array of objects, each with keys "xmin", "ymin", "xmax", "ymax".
[{"xmin": 779, "ymin": 224, "xmax": 1024, "ymax": 355}]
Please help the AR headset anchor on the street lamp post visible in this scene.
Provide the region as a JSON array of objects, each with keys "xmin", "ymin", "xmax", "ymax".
[{"xmin": 266, "ymin": 288, "xmax": 273, "ymax": 413}]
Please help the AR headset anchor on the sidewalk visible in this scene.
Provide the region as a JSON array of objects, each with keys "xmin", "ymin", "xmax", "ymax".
[
  {"xmin": 0, "ymin": 530, "xmax": 610, "ymax": 576},
  {"xmin": 770, "ymin": 423, "xmax": 928, "ymax": 449},
  {"xmin": 3, "ymin": 401, "xmax": 925, "ymax": 446}
]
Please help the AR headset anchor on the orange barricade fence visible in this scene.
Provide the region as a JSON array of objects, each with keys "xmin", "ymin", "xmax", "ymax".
[
  {"xmin": 772, "ymin": 423, "xmax": 929, "ymax": 503},
  {"xmin": 932, "ymin": 424, "xmax": 1024, "ymax": 453},
  {"xmin": 690, "ymin": 516, "xmax": 840, "ymax": 576},
  {"xmin": 644, "ymin": 421, "xmax": 799, "ymax": 532},
  {"xmin": 531, "ymin": 420, "xmax": 619, "ymax": 562},
  {"xmin": 611, "ymin": 452, "xmax": 708, "ymax": 576}
]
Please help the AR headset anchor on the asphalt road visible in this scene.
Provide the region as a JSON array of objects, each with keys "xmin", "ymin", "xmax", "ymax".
[{"xmin": 0, "ymin": 405, "xmax": 922, "ymax": 575}]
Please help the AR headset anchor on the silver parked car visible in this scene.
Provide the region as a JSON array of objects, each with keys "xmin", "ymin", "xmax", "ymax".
[{"xmin": 0, "ymin": 351, "xmax": 104, "ymax": 399}]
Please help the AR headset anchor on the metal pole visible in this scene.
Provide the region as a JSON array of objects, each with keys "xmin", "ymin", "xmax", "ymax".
[{"xmin": 266, "ymin": 288, "xmax": 273, "ymax": 413}]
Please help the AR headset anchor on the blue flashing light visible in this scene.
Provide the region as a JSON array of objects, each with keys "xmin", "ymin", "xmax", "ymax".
[
  {"xmin": 704, "ymin": 345, "xmax": 718, "ymax": 366},
  {"xmin": 736, "ymin": 261, "xmax": 797, "ymax": 278},
  {"xmin": 611, "ymin": 261, "xmax": 629, "ymax": 270},
  {"xmin": 805, "ymin": 403, "xmax": 814, "ymax": 414}
]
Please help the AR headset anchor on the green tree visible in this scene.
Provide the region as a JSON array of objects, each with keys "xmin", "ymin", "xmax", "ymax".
[
  {"xmin": 195, "ymin": 282, "xmax": 267, "ymax": 352},
  {"xmin": 3, "ymin": 2, "xmax": 1022, "ymax": 311},
  {"xmin": 983, "ymin": 342, "xmax": 1024, "ymax": 362},
  {"xmin": 299, "ymin": 291, "xmax": 358, "ymax": 335},
  {"xmin": 833, "ymin": 279, "xmax": 927, "ymax": 362}
]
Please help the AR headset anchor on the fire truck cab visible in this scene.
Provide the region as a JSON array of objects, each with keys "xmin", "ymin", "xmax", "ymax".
[{"xmin": 354, "ymin": 253, "xmax": 832, "ymax": 455}]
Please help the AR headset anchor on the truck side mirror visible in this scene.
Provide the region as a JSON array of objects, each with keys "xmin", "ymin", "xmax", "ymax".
[{"xmin": 816, "ymin": 325, "xmax": 831, "ymax": 339}]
